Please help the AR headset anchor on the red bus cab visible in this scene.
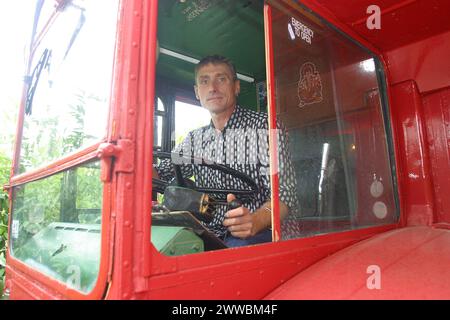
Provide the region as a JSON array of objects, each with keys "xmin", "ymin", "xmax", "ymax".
[{"xmin": 3, "ymin": 0, "xmax": 450, "ymax": 299}]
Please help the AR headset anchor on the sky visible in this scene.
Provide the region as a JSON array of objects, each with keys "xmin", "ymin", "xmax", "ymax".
[{"xmin": 0, "ymin": 1, "xmax": 34, "ymax": 156}]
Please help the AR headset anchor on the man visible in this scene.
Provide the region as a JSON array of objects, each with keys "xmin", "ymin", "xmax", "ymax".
[{"xmin": 154, "ymin": 55, "xmax": 298, "ymax": 247}]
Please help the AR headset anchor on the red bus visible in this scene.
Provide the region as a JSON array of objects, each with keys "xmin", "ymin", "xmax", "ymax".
[{"xmin": 3, "ymin": 0, "xmax": 450, "ymax": 299}]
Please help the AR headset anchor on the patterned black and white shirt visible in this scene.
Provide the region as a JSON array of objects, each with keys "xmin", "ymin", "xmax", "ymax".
[{"xmin": 156, "ymin": 105, "xmax": 299, "ymax": 238}]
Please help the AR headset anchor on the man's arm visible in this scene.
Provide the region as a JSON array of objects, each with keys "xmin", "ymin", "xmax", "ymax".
[
  {"xmin": 276, "ymin": 120, "xmax": 299, "ymax": 216},
  {"xmin": 250, "ymin": 200, "xmax": 288, "ymax": 234},
  {"xmin": 152, "ymin": 167, "xmax": 160, "ymax": 179},
  {"xmin": 223, "ymin": 119, "xmax": 299, "ymax": 239},
  {"xmin": 153, "ymin": 132, "xmax": 194, "ymax": 181}
]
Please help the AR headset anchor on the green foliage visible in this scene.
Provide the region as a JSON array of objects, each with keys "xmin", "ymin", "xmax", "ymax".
[
  {"xmin": 11, "ymin": 173, "xmax": 62, "ymax": 252},
  {"xmin": 11, "ymin": 164, "xmax": 103, "ymax": 293},
  {"xmin": 0, "ymin": 153, "xmax": 11, "ymax": 297},
  {"xmin": 0, "ymin": 196, "xmax": 7, "ymax": 297},
  {"xmin": 19, "ymin": 89, "xmax": 99, "ymax": 173},
  {"xmin": 0, "ymin": 89, "xmax": 104, "ymax": 296}
]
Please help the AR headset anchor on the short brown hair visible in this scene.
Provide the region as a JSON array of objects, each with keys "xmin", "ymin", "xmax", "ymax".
[{"xmin": 194, "ymin": 55, "xmax": 238, "ymax": 84}]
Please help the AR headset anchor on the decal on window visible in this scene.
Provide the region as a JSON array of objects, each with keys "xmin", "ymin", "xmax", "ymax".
[
  {"xmin": 297, "ymin": 62, "xmax": 323, "ymax": 108},
  {"xmin": 370, "ymin": 174, "xmax": 384, "ymax": 198},
  {"xmin": 373, "ymin": 201, "xmax": 388, "ymax": 219},
  {"xmin": 289, "ymin": 17, "xmax": 314, "ymax": 44},
  {"xmin": 12, "ymin": 220, "xmax": 19, "ymax": 239}
]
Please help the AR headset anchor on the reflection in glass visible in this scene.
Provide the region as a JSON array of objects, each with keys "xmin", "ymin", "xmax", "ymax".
[
  {"xmin": 19, "ymin": 0, "xmax": 119, "ymax": 173},
  {"xmin": 10, "ymin": 162, "xmax": 103, "ymax": 293},
  {"xmin": 268, "ymin": 2, "xmax": 398, "ymax": 239}
]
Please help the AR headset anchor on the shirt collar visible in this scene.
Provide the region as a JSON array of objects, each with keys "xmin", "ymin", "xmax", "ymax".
[{"xmin": 208, "ymin": 105, "xmax": 242, "ymax": 131}]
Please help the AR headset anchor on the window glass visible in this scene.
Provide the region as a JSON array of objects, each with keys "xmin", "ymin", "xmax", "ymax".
[
  {"xmin": 10, "ymin": 161, "xmax": 103, "ymax": 293},
  {"xmin": 19, "ymin": 0, "xmax": 119, "ymax": 173},
  {"xmin": 34, "ymin": 1, "xmax": 59, "ymax": 39},
  {"xmin": 267, "ymin": 2, "xmax": 398, "ymax": 239},
  {"xmin": 153, "ymin": 1, "xmax": 271, "ymax": 255},
  {"xmin": 174, "ymin": 100, "xmax": 210, "ymax": 145},
  {"xmin": 154, "ymin": 98, "xmax": 166, "ymax": 150},
  {"xmin": 157, "ymin": 97, "xmax": 165, "ymax": 111},
  {"xmin": 150, "ymin": 1, "xmax": 397, "ymax": 255}
]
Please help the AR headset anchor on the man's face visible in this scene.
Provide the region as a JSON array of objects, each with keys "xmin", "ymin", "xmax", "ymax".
[{"xmin": 194, "ymin": 62, "xmax": 240, "ymax": 114}]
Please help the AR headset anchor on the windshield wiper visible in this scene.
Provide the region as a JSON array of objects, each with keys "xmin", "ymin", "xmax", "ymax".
[
  {"xmin": 25, "ymin": 48, "xmax": 51, "ymax": 116},
  {"xmin": 63, "ymin": 5, "xmax": 86, "ymax": 61}
]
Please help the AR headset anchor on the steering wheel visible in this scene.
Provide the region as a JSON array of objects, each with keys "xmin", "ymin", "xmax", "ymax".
[
  {"xmin": 152, "ymin": 151, "xmax": 262, "ymax": 251},
  {"xmin": 152, "ymin": 151, "xmax": 259, "ymax": 200}
]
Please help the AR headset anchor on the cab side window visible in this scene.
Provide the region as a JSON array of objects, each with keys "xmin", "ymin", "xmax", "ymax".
[{"xmin": 268, "ymin": 2, "xmax": 398, "ymax": 239}]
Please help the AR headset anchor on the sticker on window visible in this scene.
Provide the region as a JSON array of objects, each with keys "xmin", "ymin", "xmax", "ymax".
[
  {"xmin": 297, "ymin": 62, "xmax": 323, "ymax": 108},
  {"xmin": 289, "ymin": 17, "xmax": 314, "ymax": 44},
  {"xmin": 12, "ymin": 220, "xmax": 20, "ymax": 239}
]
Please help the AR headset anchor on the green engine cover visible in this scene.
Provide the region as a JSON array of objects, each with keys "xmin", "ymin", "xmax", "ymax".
[
  {"xmin": 151, "ymin": 226, "xmax": 204, "ymax": 256},
  {"xmin": 11, "ymin": 222, "xmax": 101, "ymax": 293}
]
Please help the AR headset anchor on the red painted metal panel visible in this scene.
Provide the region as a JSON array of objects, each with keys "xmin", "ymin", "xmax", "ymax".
[
  {"xmin": 10, "ymin": 144, "xmax": 100, "ymax": 187},
  {"xmin": 142, "ymin": 224, "xmax": 397, "ymax": 299},
  {"xmin": 316, "ymin": 0, "xmax": 403, "ymax": 23},
  {"xmin": 102, "ymin": 0, "xmax": 163, "ymax": 299},
  {"xmin": 139, "ymin": 0, "xmax": 159, "ymax": 282},
  {"xmin": 385, "ymin": 30, "xmax": 450, "ymax": 93},
  {"xmin": 6, "ymin": 265, "xmax": 65, "ymax": 300},
  {"xmin": 305, "ymin": 0, "xmax": 450, "ymax": 51},
  {"xmin": 389, "ymin": 81, "xmax": 435, "ymax": 226},
  {"xmin": 265, "ymin": 226, "xmax": 450, "ymax": 299},
  {"xmin": 423, "ymin": 87, "xmax": 450, "ymax": 224},
  {"xmin": 264, "ymin": 4, "xmax": 282, "ymax": 242}
]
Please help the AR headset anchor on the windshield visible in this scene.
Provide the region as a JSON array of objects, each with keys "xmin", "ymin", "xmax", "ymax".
[
  {"xmin": 9, "ymin": 0, "xmax": 119, "ymax": 295},
  {"xmin": 18, "ymin": 0, "xmax": 119, "ymax": 174}
]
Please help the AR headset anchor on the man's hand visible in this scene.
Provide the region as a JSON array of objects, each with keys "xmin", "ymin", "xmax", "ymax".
[
  {"xmin": 222, "ymin": 194, "xmax": 286, "ymax": 240},
  {"xmin": 223, "ymin": 194, "xmax": 255, "ymax": 239}
]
